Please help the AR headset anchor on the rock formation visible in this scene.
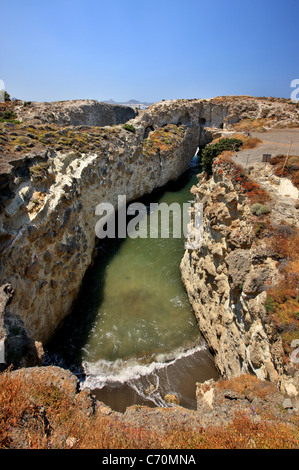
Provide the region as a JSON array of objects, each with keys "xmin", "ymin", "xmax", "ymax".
[
  {"xmin": 0, "ymin": 95, "xmax": 298, "ymax": 352},
  {"xmin": 13, "ymin": 99, "xmax": 138, "ymax": 127},
  {"xmin": 0, "ymin": 100, "xmax": 205, "ymax": 344},
  {"xmin": 0, "ymin": 283, "xmax": 43, "ymax": 368},
  {"xmin": 0, "ymin": 95, "xmax": 299, "ymax": 446},
  {"xmin": 180, "ymin": 156, "xmax": 299, "ymax": 398}
]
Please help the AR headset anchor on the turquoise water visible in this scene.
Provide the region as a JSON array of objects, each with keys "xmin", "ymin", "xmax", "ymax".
[
  {"xmin": 83, "ymin": 175, "xmax": 199, "ymax": 365},
  {"xmin": 45, "ymin": 159, "xmax": 218, "ymax": 411}
]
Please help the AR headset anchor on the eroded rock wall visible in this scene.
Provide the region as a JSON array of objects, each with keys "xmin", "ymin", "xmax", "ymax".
[
  {"xmin": 14, "ymin": 100, "xmax": 138, "ymax": 127},
  {"xmin": 1, "ymin": 96, "xmax": 298, "ymax": 348},
  {"xmin": 0, "ymin": 102, "xmax": 202, "ymax": 344},
  {"xmin": 180, "ymin": 160, "xmax": 292, "ymax": 387}
]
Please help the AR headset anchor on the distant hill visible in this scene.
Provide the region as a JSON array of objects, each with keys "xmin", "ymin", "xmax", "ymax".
[{"xmin": 103, "ymin": 99, "xmax": 153, "ymax": 107}]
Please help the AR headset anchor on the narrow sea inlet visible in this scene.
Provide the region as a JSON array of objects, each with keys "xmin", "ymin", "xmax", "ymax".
[{"xmin": 45, "ymin": 157, "xmax": 218, "ymax": 411}]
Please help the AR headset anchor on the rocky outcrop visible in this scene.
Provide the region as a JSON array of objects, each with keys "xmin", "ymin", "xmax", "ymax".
[
  {"xmin": 0, "ymin": 284, "xmax": 44, "ymax": 368},
  {"xmin": 0, "ymin": 101, "xmax": 204, "ymax": 345},
  {"xmin": 139, "ymin": 96, "xmax": 299, "ymax": 132},
  {"xmin": 13, "ymin": 100, "xmax": 138, "ymax": 127},
  {"xmin": 0, "ymin": 96, "xmax": 298, "ymax": 350},
  {"xmin": 196, "ymin": 374, "xmax": 298, "ymax": 427},
  {"xmin": 180, "ymin": 158, "xmax": 299, "ymax": 395},
  {"xmin": 206, "ymin": 95, "xmax": 299, "ymax": 130},
  {"xmin": 2, "ymin": 365, "xmax": 297, "ymax": 449}
]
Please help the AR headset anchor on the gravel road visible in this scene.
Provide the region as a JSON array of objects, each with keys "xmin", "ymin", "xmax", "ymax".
[{"xmin": 233, "ymin": 128, "xmax": 299, "ymax": 167}]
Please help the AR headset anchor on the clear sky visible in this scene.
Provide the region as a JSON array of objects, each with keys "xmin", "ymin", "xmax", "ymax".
[{"xmin": 0, "ymin": 0, "xmax": 298, "ymax": 103}]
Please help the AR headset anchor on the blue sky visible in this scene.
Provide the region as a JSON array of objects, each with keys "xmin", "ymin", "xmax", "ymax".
[{"xmin": 0, "ymin": 0, "xmax": 298, "ymax": 102}]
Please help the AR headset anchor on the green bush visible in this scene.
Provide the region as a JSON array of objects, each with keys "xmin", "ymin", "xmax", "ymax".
[
  {"xmin": 122, "ymin": 123, "xmax": 136, "ymax": 133},
  {"xmin": 4, "ymin": 91, "xmax": 11, "ymax": 102},
  {"xmin": 250, "ymin": 203, "xmax": 271, "ymax": 216},
  {"xmin": 201, "ymin": 138, "xmax": 243, "ymax": 174},
  {"xmin": 0, "ymin": 109, "xmax": 20, "ymax": 124}
]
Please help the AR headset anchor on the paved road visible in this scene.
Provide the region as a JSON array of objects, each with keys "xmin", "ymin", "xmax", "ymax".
[{"xmin": 233, "ymin": 128, "xmax": 299, "ymax": 167}]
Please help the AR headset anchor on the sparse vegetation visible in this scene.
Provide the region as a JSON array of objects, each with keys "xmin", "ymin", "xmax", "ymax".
[
  {"xmin": 270, "ymin": 154, "xmax": 299, "ymax": 189},
  {"xmin": 0, "ymin": 122, "xmax": 121, "ymax": 154},
  {"xmin": 250, "ymin": 203, "xmax": 271, "ymax": 216},
  {"xmin": 122, "ymin": 123, "xmax": 136, "ymax": 133},
  {"xmin": 0, "ymin": 369, "xmax": 298, "ymax": 449},
  {"xmin": 263, "ymin": 226, "xmax": 299, "ymax": 359},
  {"xmin": 0, "ymin": 108, "xmax": 20, "ymax": 124},
  {"xmin": 213, "ymin": 155, "xmax": 298, "ymax": 361},
  {"xmin": 143, "ymin": 124, "xmax": 185, "ymax": 157},
  {"xmin": 214, "ymin": 156, "xmax": 271, "ymax": 204},
  {"xmin": 247, "ymin": 192, "xmax": 299, "ymax": 362}
]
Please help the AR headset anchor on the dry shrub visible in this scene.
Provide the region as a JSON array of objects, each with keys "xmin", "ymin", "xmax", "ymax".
[
  {"xmin": 270, "ymin": 154, "xmax": 299, "ymax": 189},
  {"xmin": 219, "ymin": 150, "xmax": 233, "ymax": 160},
  {"xmin": 1, "ymin": 369, "xmax": 298, "ymax": 449},
  {"xmin": 215, "ymin": 374, "xmax": 276, "ymax": 399},
  {"xmin": 76, "ymin": 416, "xmax": 161, "ymax": 450},
  {"xmin": 270, "ymin": 227, "xmax": 299, "ymax": 262},
  {"xmin": 162, "ymin": 412, "xmax": 298, "ymax": 449},
  {"xmin": 216, "ymin": 157, "xmax": 270, "ymax": 204},
  {"xmin": 265, "ymin": 227, "xmax": 299, "ymax": 359},
  {"xmin": 232, "ymin": 133, "xmax": 262, "ymax": 149}
]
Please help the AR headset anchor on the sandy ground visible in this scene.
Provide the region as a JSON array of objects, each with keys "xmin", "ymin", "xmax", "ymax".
[
  {"xmin": 233, "ymin": 128, "xmax": 299, "ymax": 167},
  {"xmin": 278, "ymin": 177, "xmax": 299, "ymax": 199}
]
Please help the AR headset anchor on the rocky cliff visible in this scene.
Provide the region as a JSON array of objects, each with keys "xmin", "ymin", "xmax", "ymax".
[
  {"xmin": 13, "ymin": 99, "xmax": 138, "ymax": 127},
  {"xmin": 180, "ymin": 155, "xmax": 299, "ymax": 398},
  {"xmin": 0, "ymin": 100, "xmax": 205, "ymax": 346},
  {"xmin": 0, "ymin": 95, "xmax": 298, "ymax": 351},
  {"xmin": 1, "ymin": 96, "xmax": 299, "ymax": 447}
]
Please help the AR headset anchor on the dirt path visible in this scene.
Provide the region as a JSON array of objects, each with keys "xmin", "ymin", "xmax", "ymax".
[
  {"xmin": 231, "ymin": 128, "xmax": 299, "ymax": 226},
  {"xmin": 233, "ymin": 128, "xmax": 299, "ymax": 167}
]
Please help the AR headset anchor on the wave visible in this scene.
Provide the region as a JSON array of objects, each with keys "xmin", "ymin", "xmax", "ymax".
[{"xmin": 80, "ymin": 338, "xmax": 207, "ymax": 391}]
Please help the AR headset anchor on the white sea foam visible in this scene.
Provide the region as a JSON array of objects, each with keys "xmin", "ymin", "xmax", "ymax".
[{"xmin": 80, "ymin": 339, "xmax": 206, "ymax": 391}]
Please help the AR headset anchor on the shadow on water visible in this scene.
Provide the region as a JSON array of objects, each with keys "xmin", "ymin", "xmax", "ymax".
[{"xmin": 44, "ymin": 235, "xmax": 125, "ymax": 374}]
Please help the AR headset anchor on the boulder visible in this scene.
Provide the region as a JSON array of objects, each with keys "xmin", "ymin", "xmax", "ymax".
[{"xmin": 0, "ymin": 284, "xmax": 44, "ymax": 369}]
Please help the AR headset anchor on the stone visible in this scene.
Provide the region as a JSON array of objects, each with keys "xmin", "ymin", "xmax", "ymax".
[
  {"xmin": 0, "ymin": 284, "xmax": 44, "ymax": 368},
  {"xmin": 25, "ymin": 260, "xmax": 40, "ymax": 281},
  {"xmin": 226, "ymin": 249, "xmax": 251, "ymax": 290},
  {"xmin": 243, "ymin": 266, "xmax": 272, "ymax": 295},
  {"xmin": 164, "ymin": 394, "xmax": 179, "ymax": 405},
  {"xmin": 282, "ymin": 398, "xmax": 293, "ymax": 409}
]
